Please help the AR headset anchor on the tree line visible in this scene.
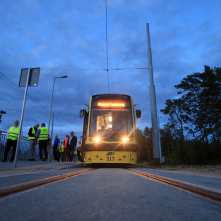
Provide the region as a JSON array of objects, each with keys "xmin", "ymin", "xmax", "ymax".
[{"xmin": 137, "ymin": 66, "xmax": 221, "ymax": 165}]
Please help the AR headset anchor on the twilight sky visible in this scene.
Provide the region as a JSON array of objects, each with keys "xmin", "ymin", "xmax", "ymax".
[{"xmin": 0, "ymin": 0, "xmax": 221, "ymax": 142}]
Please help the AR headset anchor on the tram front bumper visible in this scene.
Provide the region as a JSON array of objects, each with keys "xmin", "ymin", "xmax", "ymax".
[{"xmin": 85, "ymin": 151, "xmax": 137, "ymax": 164}]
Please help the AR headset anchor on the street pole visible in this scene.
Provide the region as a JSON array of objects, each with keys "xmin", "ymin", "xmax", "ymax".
[
  {"xmin": 14, "ymin": 67, "xmax": 31, "ymax": 167},
  {"xmin": 48, "ymin": 77, "xmax": 56, "ymax": 135},
  {"xmin": 146, "ymin": 23, "xmax": 161, "ymax": 167},
  {"xmin": 48, "ymin": 76, "xmax": 67, "ymax": 138}
]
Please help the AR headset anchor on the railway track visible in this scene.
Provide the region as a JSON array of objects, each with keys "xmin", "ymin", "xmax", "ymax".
[{"xmin": 1, "ymin": 167, "xmax": 221, "ymax": 207}]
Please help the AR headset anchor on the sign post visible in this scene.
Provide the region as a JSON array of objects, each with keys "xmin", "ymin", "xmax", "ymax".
[{"xmin": 14, "ymin": 67, "xmax": 40, "ymax": 167}]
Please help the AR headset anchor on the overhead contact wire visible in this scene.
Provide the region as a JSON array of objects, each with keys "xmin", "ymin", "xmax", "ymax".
[
  {"xmin": 0, "ymin": 68, "xmax": 148, "ymax": 71},
  {"xmin": 0, "ymin": 71, "xmax": 71, "ymax": 130}
]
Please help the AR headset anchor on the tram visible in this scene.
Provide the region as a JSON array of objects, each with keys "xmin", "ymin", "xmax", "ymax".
[{"xmin": 80, "ymin": 94, "xmax": 141, "ymax": 164}]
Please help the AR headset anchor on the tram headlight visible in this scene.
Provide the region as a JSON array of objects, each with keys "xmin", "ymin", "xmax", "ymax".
[
  {"xmin": 93, "ymin": 137, "xmax": 100, "ymax": 143},
  {"xmin": 123, "ymin": 137, "xmax": 129, "ymax": 142}
]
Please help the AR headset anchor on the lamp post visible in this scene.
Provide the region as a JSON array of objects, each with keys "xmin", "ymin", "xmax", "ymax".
[{"xmin": 48, "ymin": 76, "xmax": 68, "ymax": 138}]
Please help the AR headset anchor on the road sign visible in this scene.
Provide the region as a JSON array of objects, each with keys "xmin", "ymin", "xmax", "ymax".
[
  {"xmin": 19, "ymin": 68, "xmax": 40, "ymax": 87},
  {"xmin": 15, "ymin": 67, "xmax": 40, "ymax": 167}
]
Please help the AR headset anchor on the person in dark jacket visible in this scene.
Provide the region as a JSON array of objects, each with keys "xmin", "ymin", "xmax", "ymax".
[
  {"xmin": 52, "ymin": 135, "xmax": 60, "ymax": 162},
  {"xmin": 47, "ymin": 137, "xmax": 52, "ymax": 161},
  {"xmin": 66, "ymin": 131, "xmax": 77, "ymax": 162},
  {"xmin": 28, "ymin": 124, "xmax": 39, "ymax": 161}
]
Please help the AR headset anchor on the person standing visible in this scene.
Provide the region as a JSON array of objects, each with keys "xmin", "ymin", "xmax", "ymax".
[
  {"xmin": 66, "ymin": 131, "xmax": 77, "ymax": 162},
  {"xmin": 63, "ymin": 135, "xmax": 69, "ymax": 162},
  {"xmin": 28, "ymin": 124, "xmax": 39, "ymax": 161},
  {"xmin": 36, "ymin": 123, "xmax": 49, "ymax": 161},
  {"xmin": 52, "ymin": 135, "xmax": 60, "ymax": 161},
  {"xmin": 47, "ymin": 137, "xmax": 52, "ymax": 161},
  {"xmin": 73, "ymin": 147, "xmax": 78, "ymax": 162},
  {"xmin": 58, "ymin": 141, "xmax": 64, "ymax": 162},
  {"xmin": 77, "ymin": 141, "xmax": 82, "ymax": 162},
  {"xmin": 2, "ymin": 120, "xmax": 23, "ymax": 162}
]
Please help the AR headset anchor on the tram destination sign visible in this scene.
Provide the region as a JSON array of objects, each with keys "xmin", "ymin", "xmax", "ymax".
[{"xmin": 98, "ymin": 102, "xmax": 125, "ymax": 107}]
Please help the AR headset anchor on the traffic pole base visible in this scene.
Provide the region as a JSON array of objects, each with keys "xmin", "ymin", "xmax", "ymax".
[{"xmin": 153, "ymin": 158, "xmax": 161, "ymax": 167}]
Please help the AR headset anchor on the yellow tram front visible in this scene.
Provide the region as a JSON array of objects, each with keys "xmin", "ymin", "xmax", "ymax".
[{"xmin": 80, "ymin": 94, "xmax": 141, "ymax": 164}]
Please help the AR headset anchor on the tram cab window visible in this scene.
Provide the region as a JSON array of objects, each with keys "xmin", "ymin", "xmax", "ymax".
[{"xmin": 90, "ymin": 108, "xmax": 133, "ymax": 140}]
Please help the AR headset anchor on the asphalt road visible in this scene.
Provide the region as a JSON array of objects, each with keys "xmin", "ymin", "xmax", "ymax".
[{"xmin": 1, "ymin": 168, "xmax": 221, "ymax": 221}]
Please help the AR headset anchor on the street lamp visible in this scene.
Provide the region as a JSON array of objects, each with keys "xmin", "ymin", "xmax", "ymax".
[{"xmin": 48, "ymin": 76, "xmax": 68, "ymax": 137}]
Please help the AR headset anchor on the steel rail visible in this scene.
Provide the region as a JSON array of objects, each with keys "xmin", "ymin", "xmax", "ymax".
[
  {"xmin": 127, "ymin": 169, "xmax": 221, "ymax": 202},
  {"xmin": 0, "ymin": 169, "xmax": 95, "ymax": 197}
]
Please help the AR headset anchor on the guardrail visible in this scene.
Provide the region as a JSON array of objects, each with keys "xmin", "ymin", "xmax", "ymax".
[{"xmin": 0, "ymin": 131, "xmax": 40, "ymax": 161}]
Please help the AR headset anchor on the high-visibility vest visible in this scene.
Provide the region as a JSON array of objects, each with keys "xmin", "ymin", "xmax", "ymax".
[
  {"xmin": 38, "ymin": 127, "xmax": 49, "ymax": 140},
  {"xmin": 59, "ymin": 144, "xmax": 64, "ymax": 152},
  {"xmin": 63, "ymin": 137, "xmax": 68, "ymax": 149},
  {"xmin": 8, "ymin": 126, "xmax": 20, "ymax": 140},
  {"xmin": 28, "ymin": 127, "xmax": 35, "ymax": 140},
  {"xmin": 74, "ymin": 150, "xmax": 77, "ymax": 154},
  {"xmin": 80, "ymin": 152, "xmax": 82, "ymax": 157}
]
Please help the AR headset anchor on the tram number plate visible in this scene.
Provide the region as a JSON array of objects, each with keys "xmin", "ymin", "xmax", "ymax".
[{"xmin": 107, "ymin": 156, "xmax": 115, "ymax": 161}]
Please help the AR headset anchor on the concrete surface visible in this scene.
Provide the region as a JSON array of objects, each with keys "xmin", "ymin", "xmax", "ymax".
[
  {"xmin": 0, "ymin": 168, "xmax": 87, "ymax": 188},
  {"xmin": 1, "ymin": 168, "xmax": 221, "ymax": 221},
  {"xmin": 131, "ymin": 168, "xmax": 221, "ymax": 191}
]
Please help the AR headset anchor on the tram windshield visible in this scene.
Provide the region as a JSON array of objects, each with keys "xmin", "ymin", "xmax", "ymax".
[{"xmin": 90, "ymin": 108, "xmax": 133, "ymax": 141}]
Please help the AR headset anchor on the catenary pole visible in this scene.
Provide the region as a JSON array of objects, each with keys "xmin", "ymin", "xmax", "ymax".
[
  {"xmin": 146, "ymin": 23, "xmax": 161, "ymax": 167},
  {"xmin": 158, "ymin": 117, "xmax": 162, "ymax": 164},
  {"xmin": 14, "ymin": 67, "xmax": 31, "ymax": 167}
]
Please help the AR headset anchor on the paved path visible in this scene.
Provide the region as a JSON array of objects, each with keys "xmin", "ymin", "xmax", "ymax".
[
  {"xmin": 0, "ymin": 160, "xmax": 80, "ymax": 175},
  {"xmin": 154, "ymin": 168, "xmax": 221, "ymax": 178},
  {"xmin": 1, "ymin": 168, "xmax": 221, "ymax": 221},
  {"xmin": 132, "ymin": 168, "xmax": 221, "ymax": 191}
]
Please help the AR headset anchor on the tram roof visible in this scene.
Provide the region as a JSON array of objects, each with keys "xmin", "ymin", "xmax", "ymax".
[{"xmin": 91, "ymin": 94, "xmax": 131, "ymax": 99}]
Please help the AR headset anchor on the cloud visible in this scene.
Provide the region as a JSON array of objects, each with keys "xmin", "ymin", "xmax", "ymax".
[{"xmin": 0, "ymin": 0, "xmax": 221, "ymax": 140}]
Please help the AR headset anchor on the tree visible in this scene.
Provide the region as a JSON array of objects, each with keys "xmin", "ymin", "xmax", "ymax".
[
  {"xmin": 136, "ymin": 128, "xmax": 148, "ymax": 162},
  {"xmin": 160, "ymin": 98, "xmax": 189, "ymax": 140},
  {"xmin": 175, "ymin": 65, "xmax": 221, "ymax": 142},
  {"xmin": 160, "ymin": 65, "xmax": 221, "ymax": 164},
  {"xmin": 144, "ymin": 127, "xmax": 153, "ymax": 162}
]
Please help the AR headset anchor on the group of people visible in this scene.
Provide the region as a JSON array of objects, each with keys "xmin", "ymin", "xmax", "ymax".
[
  {"xmin": 50, "ymin": 132, "xmax": 82, "ymax": 162},
  {"xmin": 1, "ymin": 120, "xmax": 82, "ymax": 162}
]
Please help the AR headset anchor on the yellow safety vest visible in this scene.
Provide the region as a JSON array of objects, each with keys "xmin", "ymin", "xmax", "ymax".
[
  {"xmin": 59, "ymin": 144, "xmax": 64, "ymax": 152},
  {"xmin": 28, "ymin": 127, "xmax": 35, "ymax": 140},
  {"xmin": 39, "ymin": 127, "xmax": 49, "ymax": 140},
  {"xmin": 74, "ymin": 150, "xmax": 77, "ymax": 154},
  {"xmin": 8, "ymin": 126, "xmax": 20, "ymax": 140}
]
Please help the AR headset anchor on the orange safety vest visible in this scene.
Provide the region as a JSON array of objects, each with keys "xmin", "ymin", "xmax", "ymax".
[{"xmin": 63, "ymin": 137, "xmax": 68, "ymax": 149}]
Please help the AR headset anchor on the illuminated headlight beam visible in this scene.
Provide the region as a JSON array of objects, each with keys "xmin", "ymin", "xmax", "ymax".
[
  {"xmin": 123, "ymin": 137, "xmax": 129, "ymax": 142},
  {"xmin": 93, "ymin": 137, "xmax": 100, "ymax": 142}
]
